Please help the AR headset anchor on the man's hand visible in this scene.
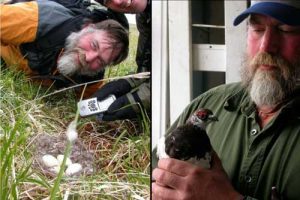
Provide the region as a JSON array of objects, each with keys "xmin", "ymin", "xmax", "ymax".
[
  {"xmin": 92, "ymin": 78, "xmax": 150, "ymax": 121},
  {"xmin": 93, "ymin": 79, "xmax": 133, "ymax": 100},
  {"xmin": 152, "ymin": 152, "xmax": 243, "ymax": 200},
  {"xmin": 99, "ymin": 92, "xmax": 139, "ymax": 121}
]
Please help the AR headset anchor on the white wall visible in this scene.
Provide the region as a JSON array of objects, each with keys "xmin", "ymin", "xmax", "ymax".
[
  {"xmin": 152, "ymin": 1, "xmax": 169, "ymax": 150},
  {"xmin": 225, "ymin": 1, "xmax": 247, "ymax": 83},
  {"xmin": 168, "ymin": 1, "xmax": 192, "ymax": 124}
]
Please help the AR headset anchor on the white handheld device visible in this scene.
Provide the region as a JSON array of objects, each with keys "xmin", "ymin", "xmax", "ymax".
[{"xmin": 77, "ymin": 95, "xmax": 116, "ymax": 117}]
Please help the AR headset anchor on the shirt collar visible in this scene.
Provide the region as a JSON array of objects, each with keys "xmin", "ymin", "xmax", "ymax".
[{"xmin": 223, "ymin": 83, "xmax": 300, "ymax": 117}]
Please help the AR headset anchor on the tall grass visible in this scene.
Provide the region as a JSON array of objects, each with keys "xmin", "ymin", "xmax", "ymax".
[{"xmin": 0, "ymin": 24, "xmax": 150, "ymax": 199}]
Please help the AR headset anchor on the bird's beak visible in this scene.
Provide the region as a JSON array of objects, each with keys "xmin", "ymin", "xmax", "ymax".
[{"xmin": 209, "ymin": 115, "xmax": 218, "ymax": 121}]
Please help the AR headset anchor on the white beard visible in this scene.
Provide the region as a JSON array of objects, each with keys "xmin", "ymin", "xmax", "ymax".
[
  {"xmin": 57, "ymin": 52, "xmax": 80, "ymax": 76},
  {"xmin": 250, "ymin": 70, "xmax": 285, "ymax": 107},
  {"xmin": 57, "ymin": 52, "xmax": 102, "ymax": 77},
  {"xmin": 241, "ymin": 52, "xmax": 300, "ymax": 107}
]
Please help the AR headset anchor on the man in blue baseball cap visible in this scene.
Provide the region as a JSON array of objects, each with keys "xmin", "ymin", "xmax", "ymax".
[{"xmin": 152, "ymin": 1, "xmax": 300, "ymax": 199}]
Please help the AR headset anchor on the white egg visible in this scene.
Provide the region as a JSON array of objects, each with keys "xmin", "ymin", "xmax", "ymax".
[
  {"xmin": 57, "ymin": 154, "xmax": 72, "ymax": 166},
  {"xmin": 65, "ymin": 163, "xmax": 82, "ymax": 176},
  {"xmin": 66, "ymin": 120, "xmax": 78, "ymax": 142},
  {"xmin": 49, "ymin": 166, "xmax": 61, "ymax": 174},
  {"xmin": 42, "ymin": 154, "xmax": 59, "ymax": 167}
]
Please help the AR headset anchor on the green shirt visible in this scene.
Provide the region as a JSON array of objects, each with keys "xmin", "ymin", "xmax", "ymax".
[{"xmin": 153, "ymin": 82, "xmax": 300, "ymax": 200}]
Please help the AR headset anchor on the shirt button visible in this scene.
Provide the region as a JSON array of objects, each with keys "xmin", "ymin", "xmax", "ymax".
[
  {"xmin": 246, "ymin": 176, "xmax": 252, "ymax": 183},
  {"xmin": 250, "ymin": 129, "xmax": 258, "ymax": 136}
]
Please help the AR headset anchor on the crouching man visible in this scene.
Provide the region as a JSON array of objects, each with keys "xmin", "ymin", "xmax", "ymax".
[{"xmin": 1, "ymin": 0, "xmax": 129, "ymax": 97}]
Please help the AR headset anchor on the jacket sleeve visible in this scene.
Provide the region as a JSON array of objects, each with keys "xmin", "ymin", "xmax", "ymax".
[{"xmin": 0, "ymin": 2, "xmax": 38, "ymax": 45}]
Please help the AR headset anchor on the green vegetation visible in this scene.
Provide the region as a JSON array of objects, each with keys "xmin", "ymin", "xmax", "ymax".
[{"xmin": 0, "ymin": 25, "xmax": 150, "ymax": 199}]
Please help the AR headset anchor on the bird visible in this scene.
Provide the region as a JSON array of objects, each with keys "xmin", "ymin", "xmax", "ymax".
[{"xmin": 157, "ymin": 108, "xmax": 218, "ymax": 169}]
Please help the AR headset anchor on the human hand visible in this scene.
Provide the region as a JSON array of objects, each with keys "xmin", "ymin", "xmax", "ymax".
[
  {"xmin": 152, "ymin": 152, "xmax": 243, "ymax": 200},
  {"xmin": 92, "ymin": 79, "xmax": 150, "ymax": 121},
  {"xmin": 93, "ymin": 79, "xmax": 132, "ymax": 101}
]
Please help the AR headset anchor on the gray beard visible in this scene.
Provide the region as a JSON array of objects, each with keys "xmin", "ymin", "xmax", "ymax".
[
  {"xmin": 57, "ymin": 50, "xmax": 102, "ymax": 77},
  {"xmin": 57, "ymin": 51, "xmax": 79, "ymax": 76},
  {"xmin": 249, "ymin": 70, "xmax": 285, "ymax": 107},
  {"xmin": 241, "ymin": 53, "xmax": 299, "ymax": 107}
]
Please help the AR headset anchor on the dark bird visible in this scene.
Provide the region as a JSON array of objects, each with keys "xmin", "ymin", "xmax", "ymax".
[{"xmin": 157, "ymin": 108, "xmax": 218, "ymax": 168}]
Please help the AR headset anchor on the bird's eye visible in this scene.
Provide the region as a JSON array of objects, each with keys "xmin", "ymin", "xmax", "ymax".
[{"xmin": 197, "ymin": 112, "xmax": 207, "ymax": 119}]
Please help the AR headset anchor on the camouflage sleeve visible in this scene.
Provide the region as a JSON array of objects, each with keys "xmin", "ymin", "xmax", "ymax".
[{"xmin": 136, "ymin": 10, "xmax": 151, "ymax": 73}]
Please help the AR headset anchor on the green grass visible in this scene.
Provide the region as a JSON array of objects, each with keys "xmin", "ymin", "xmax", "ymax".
[{"xmin": 0, "ymin": 25, "xmax": 150, "ymax": 199}]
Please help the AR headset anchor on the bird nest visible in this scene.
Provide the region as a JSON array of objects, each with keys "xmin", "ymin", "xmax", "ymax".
[{"xmin": 30, "ymin": 133, "xmax": 95, "ymax": 178}]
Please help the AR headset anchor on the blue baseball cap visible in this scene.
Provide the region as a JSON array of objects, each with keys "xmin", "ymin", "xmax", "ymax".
[{"xmin": 233, "ymin": 0, "xmax": 300, "ymax": 26}]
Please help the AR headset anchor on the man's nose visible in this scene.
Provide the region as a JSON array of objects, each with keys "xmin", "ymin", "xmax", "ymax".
[
  {"xmin": 259, "ymin": 28, "xmax": 279, "ymax": 54},
  {"xmin": 85, "ymin": 51, "xmax": 98, "ymax": 63}
]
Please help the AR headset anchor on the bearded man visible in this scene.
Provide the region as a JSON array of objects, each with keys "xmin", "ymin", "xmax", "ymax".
[
  {"xmin": 152, "ymin": 1, "xmax": 300, "ymax": 199},
  {"xmin": 0, "ymin": 0, "xmax": 129, "ymax": 97}
]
